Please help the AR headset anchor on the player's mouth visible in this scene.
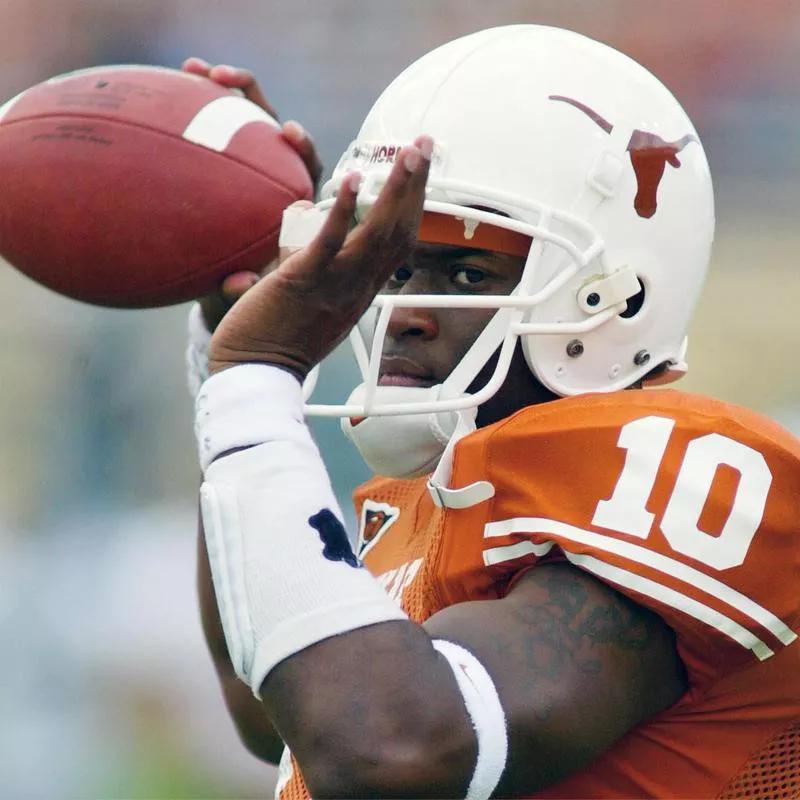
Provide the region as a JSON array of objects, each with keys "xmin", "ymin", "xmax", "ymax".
[{"xmin": 378, "ymin": 356, "xmax": 438, "ymax": 388}]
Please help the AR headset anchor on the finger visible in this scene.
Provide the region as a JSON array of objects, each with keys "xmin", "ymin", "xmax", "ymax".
[
  {"xmin": 405, "ymin": 134, "xmax": 434, "ymax": 212},
  {"xmin": 363, "ymin": 136, "xmax": 432, "ymax": 222},
  {"xmin": 405, "ymin": 134, "xmax": 434, "ymax": 191},
  {"xmin": 298, "ymin": 171, "xmax": 360, "ymax": 268},
  {"xmin": 208, "ymin": 65, "xmax": 280, "ymax": 120},
  {"xmin": 345, "ymin": 137, "xmax": 432, "ymax": 259},
  {"xmin": 282, "ymin": 120, "xmax": 324, "ymax": 191},
  {"xmin": 240, "ymin": 79, "xmax": 280, "ymax": 122},
  {"xmin": 338, "ymin": 137, "xmax": 431, "ymax": 289},
  {"xmin": 220, "ymin": 271, "xmax": 260, "ymax": 302},
  {"xmin": 198, "ymin": 270, "xmax": 260, "ymax": 332},
  {"xmin": 181, "ymin": 57, "xmax": 212, "ymax": 77},
  {"xmin": 207, "ymin": 63, "xmax": 254, "ymax": 88}
]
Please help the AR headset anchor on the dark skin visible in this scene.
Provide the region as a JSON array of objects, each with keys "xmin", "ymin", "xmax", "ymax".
[
  {"xmin": 380, "ymin": 244, "xmax": 560, "ymax": 425},
  {"xmin": 190, "ymin": 62, "xmax": 687, "ymax": 796}
]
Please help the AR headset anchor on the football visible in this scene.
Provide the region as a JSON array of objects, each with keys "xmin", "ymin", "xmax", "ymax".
[{"xmin": 0, "ymin": 65, "xmax": 314, "ymax": 308}]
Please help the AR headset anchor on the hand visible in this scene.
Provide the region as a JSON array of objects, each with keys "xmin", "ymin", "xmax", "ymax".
[
  {"xmin": 181, "ymin": 58, "xmax": 324, "ymax": 332},
  {"xmin": 207, "ymin": 136, "xmax": 434, "ymax": 379},
  {"xmin": 194, "ymin": 200, "xmax": 314, "ymax": 332},
  {"xmin": 181, "ymin": 58, "xmax": 323, "ymax": 191}
]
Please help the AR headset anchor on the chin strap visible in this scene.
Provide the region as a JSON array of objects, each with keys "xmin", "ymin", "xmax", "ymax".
[{"xmin": 427, "ymin": 412, "xmax": 495, "ymax": 509}]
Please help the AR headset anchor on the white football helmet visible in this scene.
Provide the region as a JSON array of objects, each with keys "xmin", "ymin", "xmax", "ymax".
[{"xmin": 287, "ymin": 24, "xmax": 715, "ymax": 479}]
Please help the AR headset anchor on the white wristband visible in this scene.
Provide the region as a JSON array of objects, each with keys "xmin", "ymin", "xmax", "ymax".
[
  {"xmin": 195, "ymin": 364, "xmax": 305, "ymax": 473},
  {"xmin": 196, "ymin": 364, "xmax": 408, "ymax": 695},
  {"xmin": 433, "ymin": 640, "xmax": 508, "ymax": 800}
]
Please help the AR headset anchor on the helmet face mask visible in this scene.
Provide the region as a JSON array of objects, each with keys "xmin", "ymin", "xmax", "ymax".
[
  {"xmin": 290, "ymin": 24, "xmax": 715, "ymax": 476},
  {"xmin": 304, "ymin": 195, "xmax": 618, "ymax": 417}
]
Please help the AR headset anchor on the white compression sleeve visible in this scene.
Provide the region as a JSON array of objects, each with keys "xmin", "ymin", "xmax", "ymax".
[
  {"xmin": 186, "ymin": 302, "xmax": 212, "ymax": 401},
  {"xmin": 196, "ymin": 364, "xmax": 408, "ymax": 696}
]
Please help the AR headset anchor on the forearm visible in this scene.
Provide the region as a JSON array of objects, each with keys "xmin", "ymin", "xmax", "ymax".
[
  {"xmin": 196, "ymin": 517, "xmax": 285, "ymax": 764},
  {"xmin": 259, "ymin": 618, "xmax": 476, "ymax": 798},
  {"xmin": 194, "ymin": 364, "xmax": 511, "ymax": 797}
]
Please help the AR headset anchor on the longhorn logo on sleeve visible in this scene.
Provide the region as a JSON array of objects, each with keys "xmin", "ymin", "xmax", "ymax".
[
  {"xmin": 357, "ymin": 500, "xmax": 401, "ymax": 558},
  {"xmin": 309, "ymin": 508, "xmax": 361, "ymax": 568},
  {"xmin": 549, "ymin": 95, "xmax": 698, "ymax": 219}
]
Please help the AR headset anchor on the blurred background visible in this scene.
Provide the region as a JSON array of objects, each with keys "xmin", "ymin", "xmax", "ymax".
[{"xmin": 0, "ymin": 1, "xmax": 798, "ymax": 797}]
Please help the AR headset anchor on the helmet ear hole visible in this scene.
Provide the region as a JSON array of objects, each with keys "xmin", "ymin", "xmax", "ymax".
[{"xmin": 619, "ymin": 278, "xmax": 646, "ymax": 319}]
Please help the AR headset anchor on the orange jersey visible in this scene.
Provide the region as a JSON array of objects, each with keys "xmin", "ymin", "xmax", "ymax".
[{"xmin": 278, "ymin": 389, "xmax": 800, "ymax": 799}]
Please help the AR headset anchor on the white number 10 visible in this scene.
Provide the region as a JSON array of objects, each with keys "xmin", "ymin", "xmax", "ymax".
[{"xmin": 591, "ymin": 416, "xmax": 772, "ymax": 570}]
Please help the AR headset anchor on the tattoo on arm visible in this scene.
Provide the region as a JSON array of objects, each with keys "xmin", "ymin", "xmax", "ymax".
[
  {"xmin": 505, "ymin": 566, "xmax": 663, "ymax": 714},
  {"xmin": 580, "ymin": 600, "xmax": 654, "ymax": 651}
]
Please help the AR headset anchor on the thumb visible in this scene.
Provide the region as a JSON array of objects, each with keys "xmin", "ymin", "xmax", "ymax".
[{"xmin": 221, "ymin": 271, "xmax": 260, "ymax": 302}]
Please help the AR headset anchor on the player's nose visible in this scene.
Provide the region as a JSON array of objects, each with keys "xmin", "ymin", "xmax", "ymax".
[
  {"xmin": 384, "ymin": 265, "xmax": 440, "ymax": 340},
  {"xmin": 386, "ymin": 304, "xmax": 439, "ymax": 341}
]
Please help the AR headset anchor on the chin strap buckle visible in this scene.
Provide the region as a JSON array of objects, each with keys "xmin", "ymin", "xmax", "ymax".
[
  {"xmin": 425, "ymin": 410, "xmax": 493, "ymax": 510},
  {"xmin": 427, "ymin": 479, "xmax": 495, "ymax": 510}
]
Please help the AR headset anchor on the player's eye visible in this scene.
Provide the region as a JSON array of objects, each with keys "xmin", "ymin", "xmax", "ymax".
[
  {"xmin": 452, "ymin": 266, "xmax": 488, "ymax": 287},
  {"xmin": 386, "ymin": 264, "xmax": 412, "ymax": 288}
]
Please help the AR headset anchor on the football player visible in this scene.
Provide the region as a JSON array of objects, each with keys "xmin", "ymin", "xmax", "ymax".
[{"xmin": 184, "ymin": 25, "xmax": 800, "ymax": 799}]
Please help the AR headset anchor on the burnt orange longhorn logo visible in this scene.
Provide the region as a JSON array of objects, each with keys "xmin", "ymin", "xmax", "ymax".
[
  {"xmin": 358, "ymin": 500, "xmax": 401, "ymax": 557},
  {"xmin": 549, "ymin": 95, "xmax": 697, "ymax": 218},
  {"xmin": 363, "ymin": 509, "xmax": 390, "ymax": 545}
]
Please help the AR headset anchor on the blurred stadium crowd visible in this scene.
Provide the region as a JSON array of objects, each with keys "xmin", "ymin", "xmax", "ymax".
[{"xmin": 1, "ymin": 1, "xmax": 799, "ymax": 797}]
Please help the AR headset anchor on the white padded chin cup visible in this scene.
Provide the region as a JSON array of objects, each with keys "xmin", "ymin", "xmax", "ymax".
[{"xmin": 341, "ymin": 384, "xmax": 463, "ymax": 479}]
